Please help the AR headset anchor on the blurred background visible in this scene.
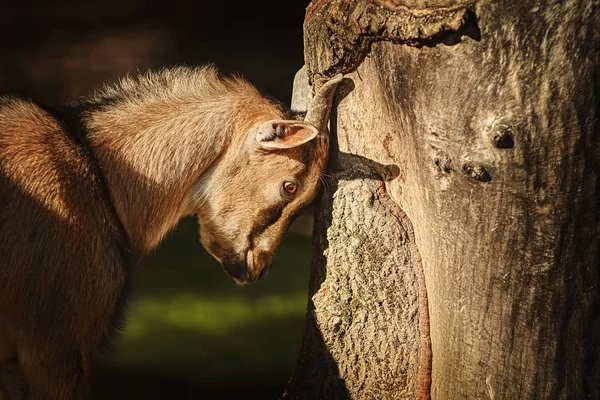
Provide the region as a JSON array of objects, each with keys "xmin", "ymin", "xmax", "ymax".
[{"xmin": 0, "ymin": 1, "xmax": 314, "ymax": 398}]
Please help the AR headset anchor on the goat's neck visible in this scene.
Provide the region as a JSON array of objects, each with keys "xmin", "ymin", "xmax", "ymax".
[{"xmin": 85, "ymin": 95, "xmax": 236, "ymax": 253}]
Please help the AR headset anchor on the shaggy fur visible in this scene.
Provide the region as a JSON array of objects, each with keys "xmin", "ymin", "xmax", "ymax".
[{"xmin": 0, "ymin": 66, "xmax": 330, "ymax": 399}]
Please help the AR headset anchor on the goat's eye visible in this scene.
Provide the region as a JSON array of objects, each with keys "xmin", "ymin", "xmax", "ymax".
[{"xmin": 282, "ymin": 181, "xmax": 298, "ymax": 196}]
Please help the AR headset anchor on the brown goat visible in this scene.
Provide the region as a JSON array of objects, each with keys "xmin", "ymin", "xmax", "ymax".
[{"xmin": 0, "ymin": 66, "xmax": 341, "ymax": 399}]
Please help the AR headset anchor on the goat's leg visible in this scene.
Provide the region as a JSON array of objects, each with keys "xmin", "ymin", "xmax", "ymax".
[
  {"xmin": 17, "ymin": 347, "xmax": 87, "ymax": 400},
  {"xmin": 0, "ymin": 357, "xmax": 26, "ymax": 400},
  {"xmin": 20, "ymin": 375, "xmax": 84, "ymax": 400}
]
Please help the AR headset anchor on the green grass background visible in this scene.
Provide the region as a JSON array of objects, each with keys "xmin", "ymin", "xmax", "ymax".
[{"xmin": 88, "ymin": 217, "xmax": 312, "ymax": 399}]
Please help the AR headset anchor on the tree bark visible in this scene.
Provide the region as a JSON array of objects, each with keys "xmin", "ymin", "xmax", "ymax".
[{"xmin": 286, "ymin": 1, "xmax": 600, "ymax": 399}]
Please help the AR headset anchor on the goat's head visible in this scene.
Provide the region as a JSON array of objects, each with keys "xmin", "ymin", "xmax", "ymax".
[{"xmin": 193, "ymin": 75, "xmax": 342, "ymax": 284}]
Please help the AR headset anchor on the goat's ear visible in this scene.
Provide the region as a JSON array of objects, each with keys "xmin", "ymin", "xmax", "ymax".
[{"xmin": 255, "ymin": 120, "xmax": 319, "ymax": 150}]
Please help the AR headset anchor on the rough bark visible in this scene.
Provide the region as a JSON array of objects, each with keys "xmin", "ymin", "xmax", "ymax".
[
  {"xmin": 287, "ymin": 0, "xmax": 600, "ymax": 399},
  {"xmin": 285, "ymin": 165, "xmax": 430, "ymax": 400}
]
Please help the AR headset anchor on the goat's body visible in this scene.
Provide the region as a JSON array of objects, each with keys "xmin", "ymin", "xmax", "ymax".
[
  {"xmin": 0, "ymin": 66, "xmax": 338, "ymax": 399},
  {"xmin": 0, "ymin": 97, "xmax": 130, "ymax": 399},
  {"xmin": 0, "ymin": 67, "xmax": 254, "ymax": 398}
]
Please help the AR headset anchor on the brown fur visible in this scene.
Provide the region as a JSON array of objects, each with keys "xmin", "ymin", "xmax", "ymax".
[{"xmin": 0, "ymin": 66, "xmax": 329, "ymax": 399}]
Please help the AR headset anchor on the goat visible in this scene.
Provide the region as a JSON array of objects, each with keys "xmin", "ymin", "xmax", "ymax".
[{"xmin": 0, "ymin": 66, "xmax": 342, "ymax": 399}]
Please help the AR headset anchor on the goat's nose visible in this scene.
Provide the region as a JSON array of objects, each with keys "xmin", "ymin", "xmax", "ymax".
[{"xmin": 222, "ymin": 255, "xmax": 249, "ymax": 283}]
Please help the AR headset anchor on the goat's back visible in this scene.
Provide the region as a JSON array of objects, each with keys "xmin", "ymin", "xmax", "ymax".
[{"xmin": 0, "ymin": 97, "xmax": 130, "ymax": 397}]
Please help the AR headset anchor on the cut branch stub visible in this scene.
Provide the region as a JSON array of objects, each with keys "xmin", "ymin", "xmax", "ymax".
[
  {"xmin": 303, "ymin": 0, "xmax": 474, "ymax": 83},
  {"xmin": 291, "ymin": 66, "xmax": 311, "ymax": 115}
]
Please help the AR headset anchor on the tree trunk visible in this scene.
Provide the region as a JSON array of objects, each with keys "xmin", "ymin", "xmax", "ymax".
[{"xmin": 285, "ymin": 1, "xmax": 600, "ymax": 399}]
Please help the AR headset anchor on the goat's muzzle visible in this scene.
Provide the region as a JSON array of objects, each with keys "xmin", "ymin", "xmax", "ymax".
[
  {"xmin": 221, "ymin": 250, "xmax": 271, "ymax": 284},
  {"xmin": 222, "ymin": 254, "xmax": 249, "ymax": 283}
]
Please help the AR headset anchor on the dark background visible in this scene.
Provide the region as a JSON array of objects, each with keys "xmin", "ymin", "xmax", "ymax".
[
  {"xmin": 0, "ymin": 1, "xmax": 314, "ymax": 399},
  {"xmin": 0, "ymin": 1, "xmax": 307, "ymax": 103}
]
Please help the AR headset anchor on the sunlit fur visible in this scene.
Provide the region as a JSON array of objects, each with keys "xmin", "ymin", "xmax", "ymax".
[{"xmin": 0, "ymin": 66, "xmax": 328, "ymax": 399}]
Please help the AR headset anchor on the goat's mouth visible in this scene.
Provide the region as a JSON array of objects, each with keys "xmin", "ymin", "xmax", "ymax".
[{"xmin": 258, "ymin": 263, "xmax": 273, "ymax": 280}]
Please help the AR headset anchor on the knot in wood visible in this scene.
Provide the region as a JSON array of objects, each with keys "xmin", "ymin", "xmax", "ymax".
[
  {"xmin": 486, "ymin": 120, "xmax": 515, "ymax": 149},
  {"xmin": 462, "ymin": 162, "xmax": 492, "ymax": 182}
]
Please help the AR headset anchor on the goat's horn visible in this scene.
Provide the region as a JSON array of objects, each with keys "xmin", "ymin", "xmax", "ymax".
[{"xmin": 304, "ymin": 74, "xmax": 344, "ymax": 131}]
